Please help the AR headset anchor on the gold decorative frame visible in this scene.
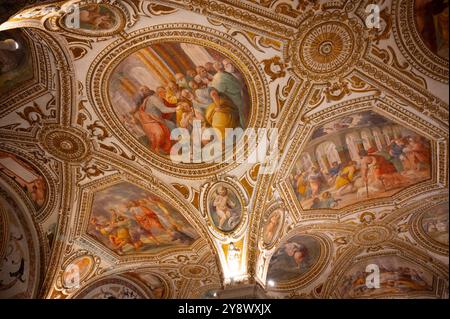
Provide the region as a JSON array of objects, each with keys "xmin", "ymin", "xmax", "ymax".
[
  {"xmin": 258, "ymin": 201, "xmax": 285, "ymax": 250},
  {"xmin": 52, "ymin": 1, "xmax": 127, "ymax": 37},
  {"xmin": 279, "ymin": 96, "xmax": 447, "ymax": 219},
  {"xmin": 285, "ymin": 9, "xmax": 369, "ymax": 83},
  {"xmin": 38, "ymin": 124, "xmax": 93, "ymax": 164},
  {"xmin": 264, "ymin": 232, "xmax": 332, "ymax": 291},
  {"xmin": 410, "ymin": 199, "xmax": 449, "ymax": 256},
  {"xmin": 200, "ymin": 176, "xmax": 249, "ymax": 241},
  {"xmin": 73, "ymin": 173, "xmax": 217, "ymax": 262},
  {"xmin": 392, "ymin": 0, "xmax": 449, "ymax": 83},
  {"xmin": 56, "ymin": 250, "xmax": 98, "ymax": 293},
  {"xmin": 86, "ymin": 24, "xmax": 270, "ymax": 179},
  {"xmin": 0, "ymin": 0, "xmax": 448, "ymax": 298}
]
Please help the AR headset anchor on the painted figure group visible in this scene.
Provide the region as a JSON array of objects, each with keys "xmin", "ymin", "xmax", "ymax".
[
  {"xmin": 122, "ymin": 59, "xmax": 247, "ymax": 154},
  {"xmin": 292, "ymin": 135, "xmax": 431, "ymax": 209}
]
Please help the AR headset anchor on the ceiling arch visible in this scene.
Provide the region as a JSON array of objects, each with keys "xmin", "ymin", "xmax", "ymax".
[{"xmin": 0, "ymin": 179, "xmax": 46, "ymax": 298}]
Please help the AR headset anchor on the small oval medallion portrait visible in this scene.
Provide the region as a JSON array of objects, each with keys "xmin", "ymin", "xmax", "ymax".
[
  {"xmin": 207, "ymin": 183, "xmax": 243, "ymax": 233},
  {"xmin": 262, "ymin": 208, "xmax": 284, "ymax": 247},
  {"xmin": 62, "ymin": 255, "xmax": 94, "ymax": 288}
]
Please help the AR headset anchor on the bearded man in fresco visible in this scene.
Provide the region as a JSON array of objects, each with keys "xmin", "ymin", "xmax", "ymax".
[
  {"xmin": 359, "ymin": 148, "xmax": 406, "ymax": 192},
  {"xmin": 132, "ymin": 86, "xmax": 177, "ymax": 154}
]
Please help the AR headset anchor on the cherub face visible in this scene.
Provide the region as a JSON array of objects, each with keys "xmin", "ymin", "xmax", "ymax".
[{"xmin": 217, "ymin": 186, "xmax": 228, "ymax": 196}]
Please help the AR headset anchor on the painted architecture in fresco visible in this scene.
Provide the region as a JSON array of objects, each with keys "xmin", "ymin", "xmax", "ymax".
[
  {"xmin": 0, "ymin": 30, "xmax": 33, "ymax": 95},
  {"xmin": 338, "ymin": 256, "xmax": 434, "ymax": 298},
  {"xmin": 291, "ymin": 111, "xmax": 432, "ymax": 210},
  {"xmin": 267, "ymin": 235, "xmax": 321, "ymax": 282},
  {"xmin": 414, "ymin": 0, "xmax": 449, "ymax": 59},
  {"xmin": 88, "ymin": 182, "xmax": 199, "ymax": 255},
  {"xmin": 109, "ymin": 42, "xmax": 250, "ymax": 155},
  {"xmin": 0, "ymin": 151, "xmax": 47, "ymax": 210},
  {"xmin": 207, "ymin": 184, "xmax": 242, "ymax": 233}
]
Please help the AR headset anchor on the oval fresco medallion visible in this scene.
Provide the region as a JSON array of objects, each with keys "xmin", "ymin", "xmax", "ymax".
[
  {"xmin": 206, "ymin": 182, "xmax": 243, "ymax": 233},
  {"xmin": 62, "ymin": 255, "xmax": 94, "ymax": 288},
  {"xmin": 60, "ymin": 3, "xmax": 124, "ymax": 36},
  {"xmin": 262, "ymin": 208, "xmax": 284, "ymax": 248},
  {"xmin": 108, "ymin": 41, "xmax": 251, "ymax": 161},
  {"xmin": 421, "ymin": 202, "xmax": 448, "ymax": 246},
  {"xmin": 267, "ymin": 234, "xmax": 323, "ymax": 284}
]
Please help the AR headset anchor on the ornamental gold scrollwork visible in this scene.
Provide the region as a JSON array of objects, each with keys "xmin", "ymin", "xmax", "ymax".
[
  {"xmin": 392, "ymin": 0, "xmax": 448, "ymax": 83},
  {"xmin": 286, "ymin": 10, "xmax": 369, "ymax": 83},
  {"xmin": 38, "ymin": 125, "xmax": 92, "ymax": 164}
]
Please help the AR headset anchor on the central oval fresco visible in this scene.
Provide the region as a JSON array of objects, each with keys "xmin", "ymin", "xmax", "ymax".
[{"xmin": 108, "ymin": 42, "xmax": 251, "ymax": 158}]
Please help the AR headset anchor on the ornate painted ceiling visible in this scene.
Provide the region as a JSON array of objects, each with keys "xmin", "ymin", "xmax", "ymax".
[{"xmin": 0, "ymin": 0, "xmax": 448, "ymax": 299}]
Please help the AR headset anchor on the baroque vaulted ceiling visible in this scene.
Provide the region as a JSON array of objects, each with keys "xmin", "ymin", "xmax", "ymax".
[{"xmin": 0, "ymin": 0, "xmax": 448, "ymax": 299}]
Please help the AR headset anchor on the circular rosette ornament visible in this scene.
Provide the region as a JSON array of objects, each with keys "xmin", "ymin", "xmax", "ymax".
[
  {"xmin": 287, "ymin": 11, "xmax": 369, "ymax": 83},
  {"xmin": 353, "ymin": 225, "xmax": 393, "ymax": 247},
  {"xmin": 38, "ymin": 125, "xmax": 91, "ymax": 163}
]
